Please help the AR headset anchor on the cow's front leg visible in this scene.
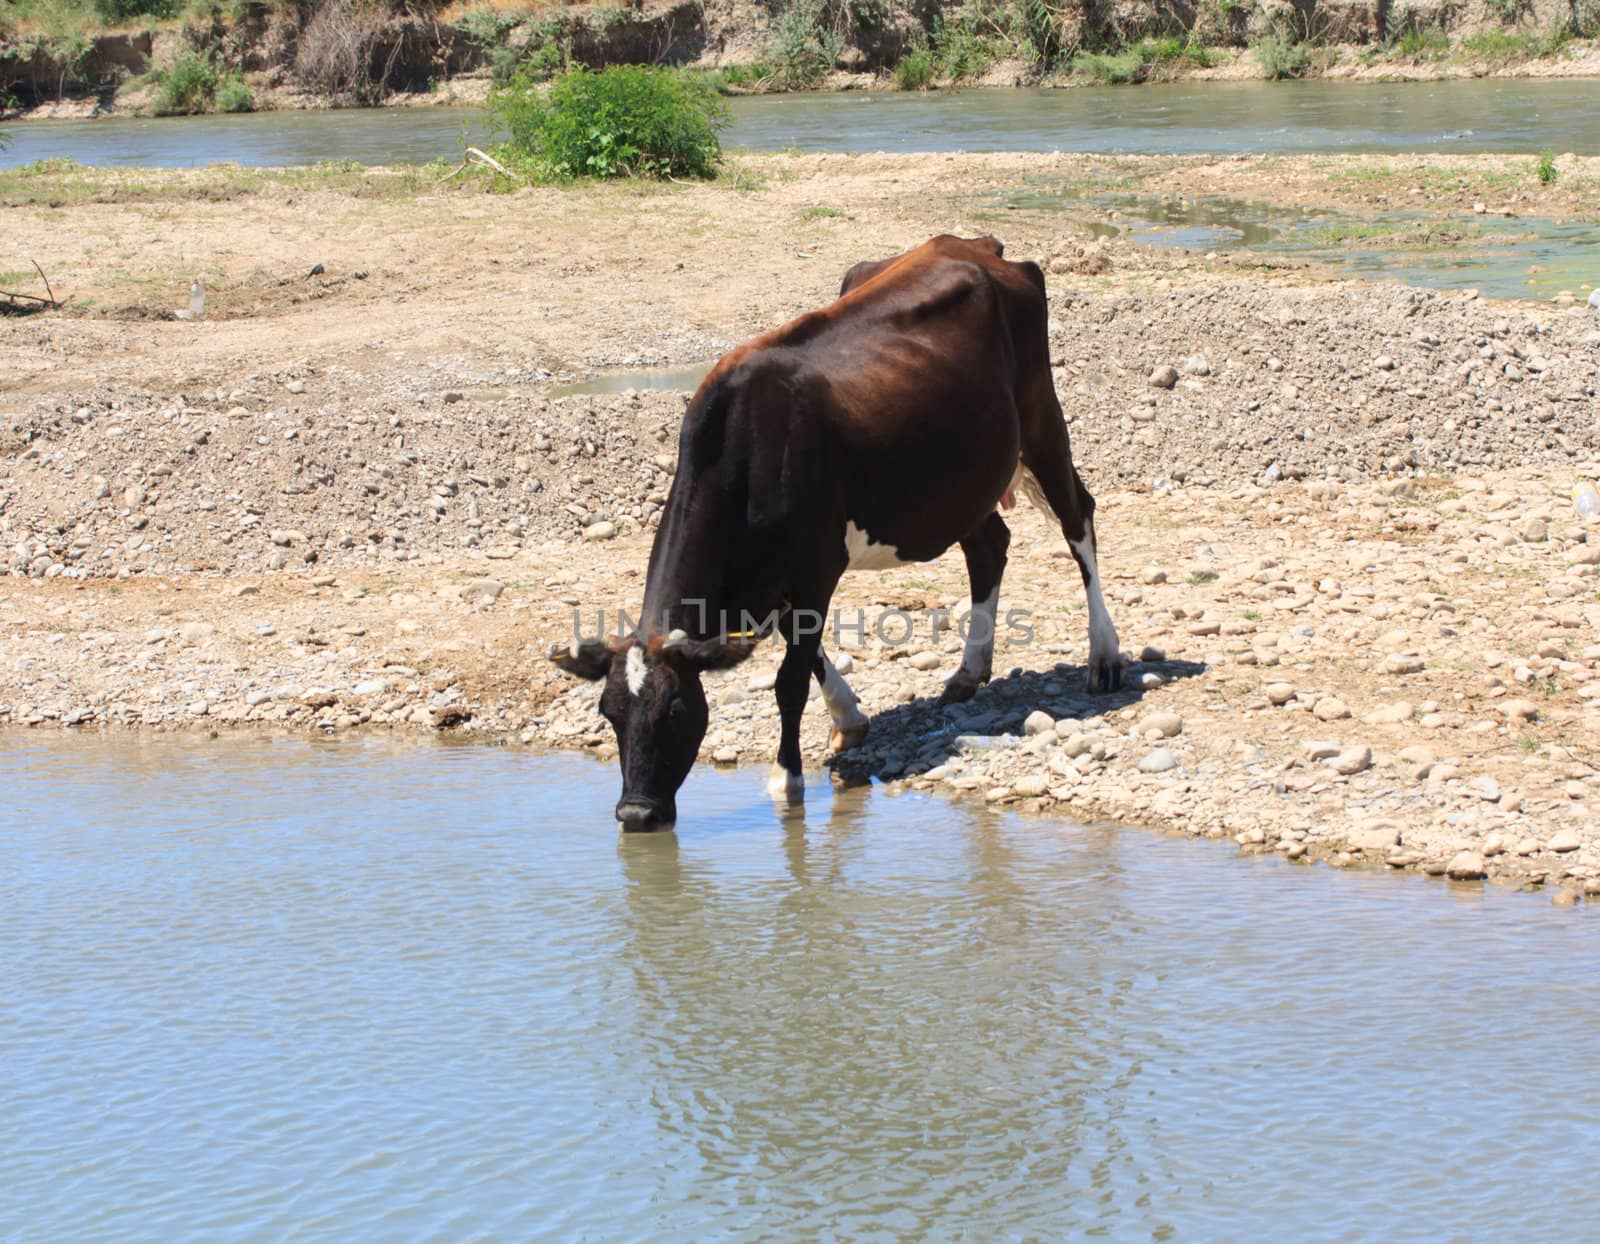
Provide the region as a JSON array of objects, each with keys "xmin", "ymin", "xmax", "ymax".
[
  {"xmin": 941, "ymin": 511, "xmax": 1010, "ymax": 706},
  {"xmin": 769, "ymin": 633, "xmax": 817, "ymax": 800}
]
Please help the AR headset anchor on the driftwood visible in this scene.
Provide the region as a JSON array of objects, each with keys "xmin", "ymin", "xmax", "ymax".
[
  {"xmin": 438, "ymin": 145, "xmax": 516, "ymax": 183},
  {"xmin": 0, "ymin": 260, "xmax": 66, "ymax": 311}
]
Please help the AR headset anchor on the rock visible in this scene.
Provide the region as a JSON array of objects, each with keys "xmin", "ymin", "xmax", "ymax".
[
  {"xmin": 1138, "ymin": 748, "xmax": 1177, "ymax": 773},
  {"xmin": 178, "ymin": 621, "xmax": 215, "ymax": 643},
  {"xmin": 1365, "ymin": 701, "xmax": 1414, "ymax": 724},
  {"xmin": 583, "ymin": 521, "xmax": 617, "ymax": 542},
  {"xmin": 1313, "ymin": 696, "xmax": 1352, "ymax": 721},
  {"xmin": 1303, "ymin": 740, "xmax": 1340, "ymax": 760},
  {"xmin": 1383, "ymin": 654, "xmax": 1424, "ymax": 674},
  {"xmin": 1548, "ymin": 828, "xmax": 1582, "ymax": 853},
  {"xmin": 1140, "ymin": 566, "xmax": 1168, "ymax": 585},
  {"xmin": 1139, "ymin": 645, "xmax": 1166, "ymax": 663},
  {"xmin": 1023, "ymin": 710, "xmax": 1055, "ymax": 736},
  {"xmin": 1148, "ymin": 365, "xmax": 1179, "ymax": 389},
  {"xmin": 1140, "ymin": 711, "xmax": 1184, "ymax": 738},
  {"xmin": 1265, "ymin": 683, "xmax": 1297, "ymax": 706},
  {"xmin": 1330, "ymin": 745, "xmax": 1372, "ymax": 775},
  {"xmin": 302, "ymin": 689, "xmax": 338, "ymax": 708},
  {"xmin": 1374, "ymin": 355, "xmax": 1396, "ymax": 371},
  {"xmin": 460, "ymin": 579, "xmax": 504, "ymax": 605},
  {"xmin": 1350, "ymin": 822, "xmax": 1401, "ymax": 851},
  {"xmin": 1446, "ymin": 851, "xmax": 1486, "ymax": 881},
  {"xmin": 1183, "ymin": 354, "xmax": 1211, "ymax": 377},
  {"xmin": 833, "ymin": 651, "xmax": 854, "ymax": 675},
  {"xmin": 910, "ymin": 651, "xmax": 942, "ymax": 671},
  {"xmin": 1468, "ymin": 776, "xmax": 1501, "ymax": 803},
  {"xmin": 1014, "ymin": 774, "xmax": 1049, "ymax": 798},
  {"xmin": 712, "ymin": 746, "xmax": 738, "ymax": 764},
  {"xmin": 1500, "ymin": 698, "xmax": 1539, "ymax": 721}
]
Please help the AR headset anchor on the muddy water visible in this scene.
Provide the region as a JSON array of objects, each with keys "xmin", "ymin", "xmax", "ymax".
[
  {"xmin": 5, "ymin": 79, "xmax": 1600, "ymax": 170},
  {"xmin": 4, "ymin": 734, "xmax": 1599, "ymax": 1239},
  {"xmin": 988, "ymin": 188, "xmax": 1599, "ymax": 300}
]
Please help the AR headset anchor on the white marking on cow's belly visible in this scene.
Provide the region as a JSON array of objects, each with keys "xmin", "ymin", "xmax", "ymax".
[
  {"xmin": 844, "ymin": 520, "xmax": 907, "ymax": 571},
  {"xmin": 625, "ymin": 644, "xmax": 647, "ymax": 697}
]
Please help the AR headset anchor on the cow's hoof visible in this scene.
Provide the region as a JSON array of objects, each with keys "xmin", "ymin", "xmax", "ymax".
[
  {"xmin": 1086, "ymin": 654, "xmax": 1125, "ymax": 694},
  {"xmin": 938, "ymin": 673, "xmax": 986, "ymax": 707},
  {"xmin": 828, "ymin": 720, "xmax": 870, "ymax": 753},
  {"xmin": 767, "ymin": 764, "xmax": 805, "ymax": 802}
]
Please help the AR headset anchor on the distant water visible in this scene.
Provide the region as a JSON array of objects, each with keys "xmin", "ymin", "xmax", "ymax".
[
  {"xmin": 4, "ymin": 79, "xmax": 1600, "ymax": 169},
  {"xmin": 4, "ymin": 734, "xmax": 1599, "ymax": 1240}
]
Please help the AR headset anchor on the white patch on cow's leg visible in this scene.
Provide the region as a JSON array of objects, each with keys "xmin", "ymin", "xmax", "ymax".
[
  {"xmin": 940, "ymin": 587, "xmax": 998, "ymax": 705},
  {"xmin": 625, "ymin": 644, "xmax": 647, "ymax": 697},
  {"xmin": 767, "ymin": 763, "xmax": 805, "ymax": 801},
  {"xmin": 844, "ymin": 520, "xmax": 907, "ymax": 571},
  {"xmin": 820, "ymin": 651, "xmax": 869, "ymax": 751},
  {"xmin": 1070, "ymin": 531, "xmax": 1122, "ymax": 692}
]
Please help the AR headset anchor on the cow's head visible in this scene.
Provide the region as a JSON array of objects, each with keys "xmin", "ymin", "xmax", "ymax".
[{"xmin": 549, "ymin": 630, "xmax": 756, "ymax": 831}]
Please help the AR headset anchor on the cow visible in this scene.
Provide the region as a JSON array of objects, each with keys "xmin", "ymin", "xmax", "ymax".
[{"xmin": 550, "ymin": 235, "xmax": 1120, "ymax": 831}]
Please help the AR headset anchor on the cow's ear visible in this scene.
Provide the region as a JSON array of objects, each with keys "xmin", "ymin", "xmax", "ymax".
[
  {"xmin": 550, "ymin": 638, "xmax": 614, "ymax": 681},
  {"xmin": 665, "ymin": 635, "xmax": 758, "ymax": 673}
]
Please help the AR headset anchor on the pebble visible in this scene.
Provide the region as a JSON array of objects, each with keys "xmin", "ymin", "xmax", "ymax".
[
  {"xmin": 1313, "ymin": 696, "xmax": 1352, "ymax": 721},
  {"xmin": 910, "ymin": 651, "xmax": 942, "ymax": 671},
  {"xmin": 1330, "ymin": 745, "xmax": 1372, "ymax": 775},
  {"xmin": 460, "ymin": 579, "xmax": 504, "ymax": 604},
  {"xmin": 1548, "ymin": 828, "xmax": 1581, "ymax": 853},
  {"xmin": 1383, "ymin": 654, "xmax": 1424, "ymax": 675},
  {"xmin": 1265, "ymin": 683, "xmax": 1297, "ymax": 706},
  {"xmin": 1140, "ymin": 711, "xmax": 1184, "ymax": 738},
  {"xmin": 1148, "ymin": 364, "xmax": 1179, "ymax": 389},
  {"xmin": 1138, "ymin": 748, "xmax": 1177, "ymax": 773},
  {"xmin": 1446, "ymin": 851, "xmax": 1485, "ymax": 881},
  {"xmin": 1500, "ymin": 699, "xmax": 1539, "ymax": 721},
  {"xmin": 1023, "ymin": 710, "xmax": 1055, "ymax": 736},
  {"xmin": 583, "ymin": 521, "xmax": 617, "ymax": 542}
]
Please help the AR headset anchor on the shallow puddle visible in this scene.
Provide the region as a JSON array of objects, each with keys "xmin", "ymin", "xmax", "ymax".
[{"xmin": 4, "ymin": 734, "xmax": 1598, "ymax": 1238}]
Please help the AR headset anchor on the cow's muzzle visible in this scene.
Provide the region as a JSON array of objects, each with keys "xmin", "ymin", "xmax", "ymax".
[{"xmin": 615, "ymin": 798, "xmax": 675, "ymax": 833}]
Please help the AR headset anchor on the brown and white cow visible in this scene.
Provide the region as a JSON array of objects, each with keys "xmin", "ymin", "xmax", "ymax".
[{"xmin": 551, "ymin": 235, "xmax": 1120, "ymax": 831}]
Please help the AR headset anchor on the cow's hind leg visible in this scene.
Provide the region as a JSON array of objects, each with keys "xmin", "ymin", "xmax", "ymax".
[
  {"xmin": 940, "ymin": 511, "xmax": 1010, "ymax": 706},
  {"xmin": 814, "ymin": 649, "xmax": 869, "ymax": 752},
  {"xmin": 1018, "ymin": 421, "xmax": 1122, "ymax": 693}
]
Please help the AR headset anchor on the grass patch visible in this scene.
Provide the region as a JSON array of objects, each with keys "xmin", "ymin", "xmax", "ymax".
[
  {"xmin": 0, "ymin": 158, "xmax": 461, "ymax": 207},
  {"xmin": 1187, "ymin": 570, "xmax": 1219, "ymax": 585},
  {"xmin": 1535, "ymin": 148, "xmax": 1558, "ymax": 185},
  {"xmin": 800, "ymin": 205, "xmax": 847, "ymax": 220}
]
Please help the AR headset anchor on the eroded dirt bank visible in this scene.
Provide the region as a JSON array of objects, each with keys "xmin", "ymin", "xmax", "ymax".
[{"xmin": 4, "ymin": 152, "xmax": 1599, "ymax": 898}]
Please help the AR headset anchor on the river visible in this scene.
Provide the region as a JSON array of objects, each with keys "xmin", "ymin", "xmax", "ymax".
[
  {"xmin": 4, "ymin": 79, "xmax": 1600, "ymax": 168},
  {"xmin": 4, "ymin": 735, "xmax": 1598, "ymax": 1239}
]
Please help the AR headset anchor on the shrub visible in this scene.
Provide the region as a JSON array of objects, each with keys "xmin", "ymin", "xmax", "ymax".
[
  {"xmin": 771, "ymin": 0, "xmax": 845, "ymax": 88},
  {"xmin": 1254, "ymin": 31, "xmax": 1311, "ymax": 79},
  {"xmin": 154, "ymin": 49, "xmax": 218, "ymax": 113},
  {"xmin": 215, "ymin": 74, "xmax": 253, "ymax": 112},
  {"xmin": 1461, "ymin": 29, "xmax": 1539, "ymax": 62},
  {"xmin": 295, "ymin": 0, "xmax": 392, "ymax": 104},
  {"xmin": 894, "ymin": 45, "xmax": 935, "ymax": 89},
  {"xmin": 1535, "ymin": 147, "xmax": 1557, "ymax": 184},
  {"xmin": 90, "ymin": 0, "xmax": 180, "ymax": 21},
  {"xmin": 1393, "ymin": 24, "xmax": 1450, "ymax": 58},
  {"xmin": 488, "ymin": 64, "xmax": 728, "ymax": 181},
  {"xmin": 1070, "ymin": 48, "xmax": 1147, "ymax": 83}
]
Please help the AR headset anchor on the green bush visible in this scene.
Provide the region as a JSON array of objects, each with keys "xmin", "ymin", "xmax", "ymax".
[
  {"xmin": 1535, "ymin": 147, "xmax": 1557, "ymax": 184},
  {"xmin": 1254, "ymin": 31, "xmax": 1311, "ymax": 79},
  {"xmin": 771, "ymin": 0, "xmax": 844, "ymax": 87},
  {"xmin": 894, "ymin": 45, "xmax": 935, "ymax": 89},
  {"xmin": 215, "ymin": 74, "xmax": 253, "ymax": 112},
  {"xmin": 931, "ymin": 14, "xmax": 994, "ymax": 80},
  {"xmin": 488, "ymin": 63, "xmax": 728, "ymax": 181},
  {"xmin": 154, "ymin": 49, "xmax": 218, "ymax": 113},
  {"xmin": 1070, "ymin": 47, "xmax": 1147, "ymax": 83},
  {"xmin": 90, "ymin": 0, "xmax": 179, "ymax": 20},
  {"xmin": 1461, "ymin": 30, "xmax": 1539, "ymax": 62},
  {"xmin": 1393, "ymin": 24, "xmax": 1451, "ymax": 58}
]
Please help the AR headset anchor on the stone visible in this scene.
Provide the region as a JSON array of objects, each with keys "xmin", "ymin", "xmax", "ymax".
[
  {"xmin": 1500, "ymin": 698, "xmax": 1539, "ymax": 721},
  {"xmin": 460, "ymin": 579, "xmax": 504, "ymax": 605},
  {"xmin": 179, "ymin": 621, "xmax": 215, "ymax": 643},
  {"xmin": 1384, "ymin": 654, "xmax": 1424, "ymax": 674},
  {"xmin": 1374, "ymin": 355, "xmax": 1396, "ymax": 371},
  {"xmin": 1548, "ymin": 828, "xmax": 1582, "ymax": 853},
  {"xmin": 1148, "ymin": 364, "xmax": 1179, "ymax": 389},
  {"xmin": 1014, "ymin": 774, "xmax": 1049, "ymax": 798},
  {"xmin": 1446, "ymin": 851, "xmax": 1486, "ymax": 881},
  {"xmin": 1365, "ymin": 701, "xmax": 1414, "ymax": 725},
  {"xmin": 1303, "ymin": 740, "xmax": 1340, "ymax": 761},
  {"xmin": 1313, "ymin": 696, "xmax": 1352, "ymax": 721},
  {"xmin": 583, "ymin": 521, "xmax": 617, "ymax": 542},
  {"xmin": 1023, "ymin": 710, "xmax": 1055, "ymax": 736},
  {"xmin": 1140, "ymin": 711, "xmax": 1184, "ymax": 738},
  {"xmin": 910, "ymin": 651, "xmax": 942, "ymax": 671},
  {"xmin": 1350, "ymin": 822, "xmax": 1401, "ymax": 851},
  {"xmin": 1138, "ymin": 748, "xmax": 1177, "ymax": 773},
  {"xmin": 1265, "ymin": 682, "xmax": 1297, "ymax": 706},
  {"xmin": 1330, "ymin": 745, "xmax": 1372, "ymax": 775},
  {"xmin": 1183, "ymin": 354, "xmax": 1211, "ymax": 377}
]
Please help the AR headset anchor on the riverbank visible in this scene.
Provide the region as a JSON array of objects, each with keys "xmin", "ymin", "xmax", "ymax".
[
  {"xmin": 3, "ymin": 151, "xmax": 1600, "ymax": 898},
  {"xmin": 3, "ymin": 0, "xmax": 1598, "ymax": 123}
]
